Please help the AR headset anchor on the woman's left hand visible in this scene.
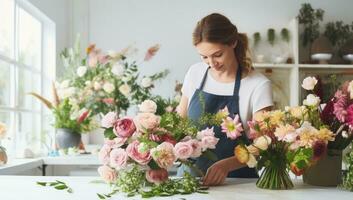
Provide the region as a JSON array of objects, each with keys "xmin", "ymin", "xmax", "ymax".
[{"xmin": 202, "ymin": 159, "xmax": 230, "ymax": 186}]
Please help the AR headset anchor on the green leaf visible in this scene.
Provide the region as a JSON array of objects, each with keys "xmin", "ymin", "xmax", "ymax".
[
  {"xmin": 49, "ymin": 182, "xmax": 59, "ymax": 186},
  {"xmin": 54, "ymin": 185, "xmax": 68, "ymax": 190},
  {"xmin": 36, "ymin": 182, "xmax": 47, "ymax": 186},
  {"xmin": 104, "ymin": 128, "xmax": 116, "ymax": 140},
  {"xmin": 202, "ymin": 150, "xmax": 218, "ymax": 161},
  {"xmin": 97, "ymin": 193, "xmax": 106, "ymax": 199}
]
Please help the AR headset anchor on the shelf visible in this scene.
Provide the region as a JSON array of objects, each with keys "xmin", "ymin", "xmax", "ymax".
[
  {"xmin": 299, "ymin": 64, "xmax": 353, "ymax": 69},
  {"xmin": 253, "ymin": 63, "xmax": 296, "ymax": 68}
]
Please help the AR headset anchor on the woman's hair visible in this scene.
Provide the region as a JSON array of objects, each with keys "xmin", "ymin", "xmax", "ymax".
[{"xmin": 193, "ymin": 13, "xmax": 253, "ymax": 74}]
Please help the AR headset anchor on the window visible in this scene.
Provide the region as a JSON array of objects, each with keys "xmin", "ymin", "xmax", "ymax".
[{"xmin": 0, "ymin": 0, "xmax": 55, "ymax": 156}]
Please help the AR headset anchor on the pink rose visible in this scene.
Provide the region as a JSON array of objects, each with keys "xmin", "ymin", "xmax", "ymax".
[
  {"xmin": 200, "ymin": 136, "xmax": 219, "ymax": 152},
  {"xmin": 161, "ymin": 134, "xmax": 177, "ymax": 146},
  {"xmin": 134, "ymin": 113, "xmax": 160, "ymax": 131},
  {"xmin": 145, "ymin": 168, "xmax": 168, "ymax": 184},
  {"xmin": 138, "ymin": 100, "xmax": 157, "ymax": 113},
  {"xmin": 113, "ymin": 137, "xmax": 127, "ymax": 147},
  {"xmin": 98, "ymin": 145, "xmax": 111, "ymax": 165},
  {"xmin": 151, "ymin": 142, "xmax": 176, "ymax": 169},
  {"xmin": 173, "ymin": 141, "xmax": 193, "ymax": 160},
  {"xmin": 126, "ymin": 140, "xmax": 151, "ymax": 165},
  {"xmin": 113, "ymin": 117, "xmax": 136, "ymax": 138},
  {"xmin": 110, "ymin": 148, "xmax": 128, "ymax": 169},
  {"xmin": 102, "ymin": 98, "xmax": 115, "ymax": 105},
  {"xmin": 98, "ymin": 165, "xmax": 117, "ymax": 183},
  {"xmin": 188, "ymin": 139, "xmax": 202, "ymax": 158},
  {"xmin": 196, "ymin": 127, "xmax": 215, "ymax": 139},
  {"xmin": 101, "ymin": 112, "xmax": 118, "ymax": 128}
]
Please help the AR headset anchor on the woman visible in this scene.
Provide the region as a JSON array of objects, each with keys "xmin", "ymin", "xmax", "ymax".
[{"xmin": 177, "ymin": 13, "xmax": 273, "ymax": 186}]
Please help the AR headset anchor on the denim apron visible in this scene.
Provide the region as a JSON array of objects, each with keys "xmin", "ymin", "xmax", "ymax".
[{"xmin": 177, "ymin": 66, "xmax": 258, "ymax": 178}]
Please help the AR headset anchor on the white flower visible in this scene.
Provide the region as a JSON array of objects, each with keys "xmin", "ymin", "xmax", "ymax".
[
  {"xmin": 94, "ymin": 82, "xmax": 102, "ymax": 90},
  {"xmin": 111, "ymin": 63, "xmax": 125, "ymax": 77},
  {"xmin": 303, "ymin": 94, "xmax": 320, "ymax": 107},
  {"xmin": 141, "ymin": 77, "xmax": 153, "ymax": 88},
  {"xmin": 119, "ymin": 84, "xmax": 131, "ymax": 96},
  {"xmin": 348, "ymin": 80, "xmax": 353, "ymax": 99},
  {"xmin": 301, "ymin": 76, "xmax": 318, "ymax": 90},
  {"xmin": 76, "ymin": 66, "xmax": 87, "ymax": 77},
  {"xmin": 107, "ymin": 50, "xmax": 119, "ymax": 58},
  {"xmin": 60, "ymin": 80, "xmax": 70, "ymax": 88},
  {"xmin": 246, "ymin": 154, "xmax": 257, "ymax": 168},
  {"xmin": 342, "ymin": 131, "xmax": 349, "ymax": 138},
  {"xmin": 138, "ymin": 100, "xmax": 157, "ymax": 113},
  {"xmin": 253, "ymin": 135, "xmax": 272, "ymax": 151},
  {"xmin": 0, "ymin": 122, "xmax": 7, "ymax": 140},
  {"xmin": 58, "ymin": 87, "xmax": 75, "ymax": 99},
  {"xmin": 103, "ymin": 82, "xmax": 115, "ymax": 93}
]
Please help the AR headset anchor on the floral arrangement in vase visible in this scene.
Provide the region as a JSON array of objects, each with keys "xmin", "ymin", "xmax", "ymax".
[
  {"xmin": 233, "ymin": 96, "xmax": 335, "ymax": 189},
  {"xmin": 97, "ymin": 99, "xmax": 222, "ymax": 198},
  {"xmin": 59, "ymin": 38, "xmax": 169, "ymax": 116},
  {"xmin": 0, "ymin": 121, "xmax": 8, "ymax": 165}
]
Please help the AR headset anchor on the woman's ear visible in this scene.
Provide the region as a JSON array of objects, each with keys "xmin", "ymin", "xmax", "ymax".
[{"xmin": 231, "ymin": 40, "xmax": 238, "ymax": 48}]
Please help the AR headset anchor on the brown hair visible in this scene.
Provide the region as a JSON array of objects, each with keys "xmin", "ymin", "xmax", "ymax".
[{"xmin": 193, "ymin": 13, "xmax": 253, "ymax": 74}]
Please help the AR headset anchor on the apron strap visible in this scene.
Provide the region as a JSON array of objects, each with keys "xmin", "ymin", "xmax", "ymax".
[{"xmin": 198, "ymin": 66, "xmax": 210, "ymax": 90}]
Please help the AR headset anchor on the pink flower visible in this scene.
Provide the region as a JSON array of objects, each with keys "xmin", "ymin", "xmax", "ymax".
[
  {"xmin": 161, "ymin": 134, "xmax": 177, "ymax": 146},
  {"xmin": 77, "ymin": 110, "xmax": 90, "ymax": 124},
  {"xmin": 200, "ymin": 135, "xmax": 219, "ymax": 151},
  {"xmin": 113, "ymin": 117, "xmax": 136, "ymax": 138},
  {"xmin": 196, "ymin": 127, "xmax": 215, "ymax": 139},
  {"xmin": 333, "ymin": 90, "xmax": 348, "ymax": 122},
  {"xmin": 98, "ymin": 165, "xmax": 117, "ymax": 183},
  {"xmin": 102, "ymin": 98, "xmax": 115, "ymax": 105},
  {"xmin": 188, "ymin": 139, "xmax": 202, "ymax": 158},
  {"xmin": 221, "ymin": 115, "xmax": 243, "ymax": 139},
  {"xmin": 88, "ymin": 55, "xmax": 98, "ymax": 67},
  {"xmin": 113, "ymin": 137, "xmax": 127, "ymax": 147},
  {"xmin": 247, "ymin": 120, "xmax": 259, "ymax": 140},
  {"xmin": 144, "ymin": 44, "xmax": 160, "ymax": 61},
  {"xmin": 110, "ymin": 148, "xmax": 128, "ymax": 169},
  {"xmin": 138, "ymin": 100, "xmax": 157, "ymax": 113},
  {"xmin": 101, "ymin": 112, "xmax": 118, "ymax": 128},
  {"xmin": 151, "ymin": 142, "xmax": 176, "ymax": 169},
  {"xmin": 346, "ymin": 104, "xmax": 353, "ymax": 127},
  {"xmin": 145, "ymin": 168, "xmax": 168, "ymax": 184},
  {"xmin": 173, "ymin": 141, "xmax": 193, "ymax": 160},
  {"xmin": 134, "ymin": 113, "xmax": 160, "ymax": 131},
  {"xmin": 126, "ymin": 140, "xmax": 151, "ymax": 165},
  {"xmin": 98, "ymin": 144, "xmax": 111, "ymax": 165}
]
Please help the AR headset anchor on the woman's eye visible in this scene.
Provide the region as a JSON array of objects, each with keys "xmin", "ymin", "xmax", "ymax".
[{"xmin": 214, "ymin": 53, "xmax": 222, "ymax": 57}]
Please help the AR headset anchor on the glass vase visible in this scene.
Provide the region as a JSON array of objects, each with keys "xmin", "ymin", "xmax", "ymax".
[{"xmin": 256, "ymin": 160, "xmax": 293, "ymax": 190}]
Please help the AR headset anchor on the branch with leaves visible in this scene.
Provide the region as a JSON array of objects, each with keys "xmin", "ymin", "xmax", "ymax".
[{"xmin": 36, "ymin": 180, "xmax": 73, "ymax": 193}]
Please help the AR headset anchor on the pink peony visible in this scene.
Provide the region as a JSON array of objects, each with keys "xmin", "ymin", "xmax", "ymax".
[
  {"xmin": 145, "ymin": 168, "xmax": 168, "ymax": 184},
  {"xmin": 151, "ymin": 142, "xmax": 176, "ymax": 169},
  {"xmin": 134, "ymin": 113, "xmax": 160, "ymax": 131},
  {"xmin": 221, "ymin": 115, "xmax": 243, "ymax": 139},
  {"xmin": 98, "ymin": 144, "xmax": 111, "ymax": 165},
  {"xmin": 173, "ymin": 141, "xmax": 193, "ymax": 160},
  {"xmin": 113, "ymin": 117, "xmax": 136, "ymax": 138},
  {"xmin": 346, "ymin": 104, "xmax": 353, "ymax": 128},
  {"xmin": 98, "ymin": 165, "xmax": 117, "ymax": 183},
  {"xmin": 126, "ymin": 140, "xmax": 151, "ymax": 165},
  {"xmin": 101, "ymin": 112, "xmax": 118, "ymax": 128},
  {"xmin": 110, "ymin": 148, "xmax": 128, "ymax": 169}
]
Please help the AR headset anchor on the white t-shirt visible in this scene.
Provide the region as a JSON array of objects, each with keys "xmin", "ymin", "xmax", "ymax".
[{"xmin": 181, "ymin": 62, "xmax": 274, "ymax": 130}]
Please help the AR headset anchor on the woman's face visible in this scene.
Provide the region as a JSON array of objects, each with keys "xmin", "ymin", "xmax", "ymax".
[{"xmin": 195, "ymin": 41, "xmax": 236, "ymax": 72}]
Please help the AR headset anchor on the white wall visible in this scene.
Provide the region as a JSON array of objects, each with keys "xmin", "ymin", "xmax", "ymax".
[{"xmin": 86, "ymin": 0, "xmax": 353, "ymax": 98}]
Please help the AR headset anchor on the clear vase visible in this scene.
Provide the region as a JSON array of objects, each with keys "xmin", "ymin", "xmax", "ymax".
[{"xmin": 256, "ymin": 162, "xmax": 293, "ymax": 190}]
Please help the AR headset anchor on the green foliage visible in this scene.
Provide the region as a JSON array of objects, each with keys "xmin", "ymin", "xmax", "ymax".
[
  {"xmin": 280, "ymin": 28, "xmax": 290, "ymax": 43},
  {"xmin": 36, "ymin": 180, "xmax": 73, "ymax": 193},
  {"xmin": 297, "ymin": 3, "xmax": 325, "ymax": 47},
  {"xmin": 324, "ymin": 21, "xmax": 353, "ymax": 52},
  {"xmin": 267, "ymin": 29, "xmax": 276, "ymax": 46},
  {"xmin": 253, "ymin": 32, "xmax": 261, "ymax": 47},
  {"xmin": 159, "ymin": 112, "xmax": 198, "ymax": 141},
  {"xmin": 52, "ymin": 99, "xmax": 91, "ymax": 133},
  {"xmin": 341, "ymin": 146, "xmax": 353, "ymax": 191},
  {"xmin": 116, "ymin": 165, "xmax": 145, "ymax": 194}
]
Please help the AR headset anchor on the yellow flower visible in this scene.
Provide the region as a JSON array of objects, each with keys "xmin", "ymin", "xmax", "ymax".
[
  {"xmin": 317, "ymin": 128, "xmax": 335, "ymax": 142},
  {"xmin": 270, "ymin": 110, "xmax": 285, "ymax": 125},
  {"xmin": 234, "ymin": 145, "xmax": 249, "ymax": 164},
  {"xmin": 253, "ymin": 111, "xmax": 270, "ymax": 122}
]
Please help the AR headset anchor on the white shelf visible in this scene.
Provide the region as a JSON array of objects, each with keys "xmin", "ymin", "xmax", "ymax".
[
  {"xmin": 299, "ymin": 64, "xmax": 353, "ymax": 69},
  {"xmin": 254, "ymin": 63, "xmax": 296, "ymax": 68}
]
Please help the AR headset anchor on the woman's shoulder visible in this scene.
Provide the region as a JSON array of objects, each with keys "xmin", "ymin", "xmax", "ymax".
[
  {"xmin": 243, "ymin": 70, "xmax": 270, "ymax": 84},
  {"xmin": 187, "ymin": 62, "xmax": 208, "ymax": 75}
]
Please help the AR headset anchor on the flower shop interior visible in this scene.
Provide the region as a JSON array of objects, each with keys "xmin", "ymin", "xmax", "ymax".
[{"xmin": 1, "ymin": 0, "xmax": 353, "ymax": 199}]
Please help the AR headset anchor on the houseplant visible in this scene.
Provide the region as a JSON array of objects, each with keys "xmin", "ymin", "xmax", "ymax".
[{"xmin": 0, "ymin": 121, "xmax": 7, "ymax": 165}]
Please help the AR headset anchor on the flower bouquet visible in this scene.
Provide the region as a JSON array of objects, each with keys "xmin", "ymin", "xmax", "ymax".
[
  {"xmin": 97, "ymin": 100, "xmax": 220, "ymax": 198},
  {"xmin": 60, "ymin": 38, "xmax": 169, "ymax": 116},
  {"xmin": 0, "ymin": 122, "xmax": 8, "ymax": 165},
  {"xmin": 234, "ymin": 107, "xmax": 334, "ymax": 189},
  {"xmin": 301, "ymin": 76, "xmax": 353, "ymax": 186}
]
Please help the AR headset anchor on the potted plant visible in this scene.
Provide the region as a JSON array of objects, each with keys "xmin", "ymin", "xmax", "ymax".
[
  {"xmin": 297, "ymin": 3, "xmax": 325, "ymax": 62},
  {"xmin": 30, "ymin": 83, "xmax": 95, "ymax": 149},
  {"xmin": 0, "ymin": 122, "xmax": 7, "ymax": 165},
  {"xmin": 252, "ymin": 32, "xmax": 265, "ymax": 63}
]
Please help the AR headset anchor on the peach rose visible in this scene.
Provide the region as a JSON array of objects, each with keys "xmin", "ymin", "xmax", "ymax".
[
  {"xmin": 151, "ymin": 142, "xmax": 176, "ymax": 169},
  {"xmin": 126, "ymin": 140, "xmax": 151, "ymax": 165},
  {"xmin": 98, "ymin": 165, "xmax": 117, "ymax": 183},
  {"xmin": 145, "ymin": 168, "xmax": 168, "ymax": 184},
  {"xmin": 134, "ymin": 113, "xmax": 160, "ymax": 131},
  {"xmin": 173, "ymin": 141, "xmax": 193, "ymax": 160}
]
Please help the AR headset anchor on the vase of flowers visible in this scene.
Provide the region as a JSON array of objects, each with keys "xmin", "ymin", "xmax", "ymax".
[
  {"xmin": 0, "ymin": 122, "xmax": 8, "ymax": 165},
  {"xmin": 301, "ymin": 76, "xmax": 353, "ymax": 186},
  {"xmin": 97, "ymin": 99, "xmax": 221, "ymax": 198},
  {"xmin": 234, "ymin": 106, "xmax": 334, "ymax": 190}
]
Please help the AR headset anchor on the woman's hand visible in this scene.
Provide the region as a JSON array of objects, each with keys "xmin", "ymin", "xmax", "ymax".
[{"xmin": 202, "ymin": 159, "xmax": 230, "ymax": 186}]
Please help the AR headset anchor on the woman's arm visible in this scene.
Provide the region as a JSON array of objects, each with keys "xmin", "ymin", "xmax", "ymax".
[{"xmin": 177, "ymin": 95, "xmax": 189, "ymax": 118}]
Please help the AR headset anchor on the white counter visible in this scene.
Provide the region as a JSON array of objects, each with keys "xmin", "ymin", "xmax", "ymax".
[{"xmin": 0, "ymin": 176, "xmax": 351, "ymax": 200}]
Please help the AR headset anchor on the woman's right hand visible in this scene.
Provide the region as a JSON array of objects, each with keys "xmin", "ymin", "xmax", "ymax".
[{"xmin": 177, "ymin": 95, "xmax": 188, "ymax": 118}]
